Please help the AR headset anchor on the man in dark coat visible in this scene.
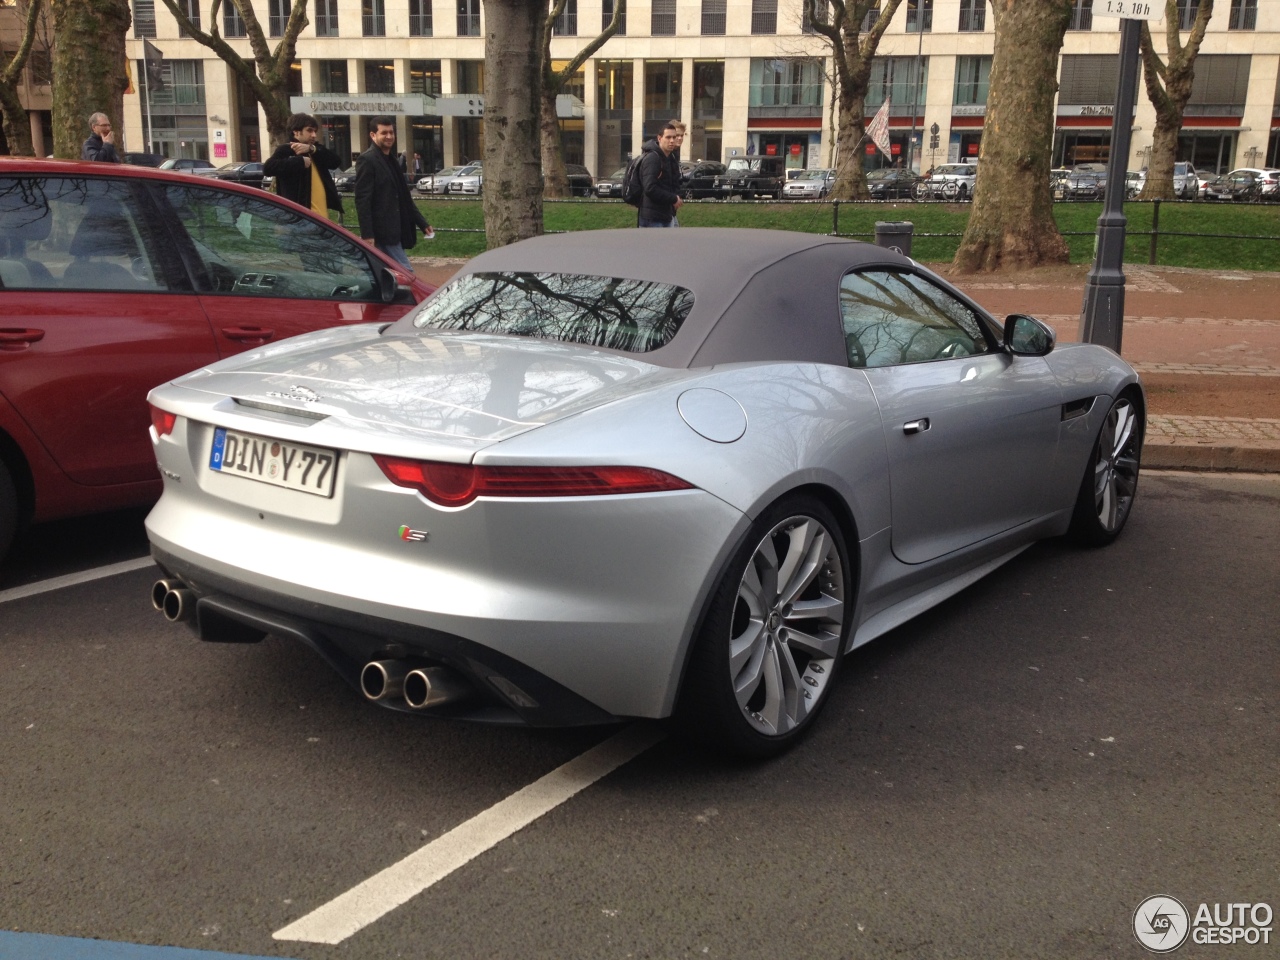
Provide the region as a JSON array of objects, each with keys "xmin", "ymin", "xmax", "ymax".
[
  {"xmin": 263, "ymin": 113, "xmax": 343, "ymax": 218},
  {"xmin": 354, "ymin": 116, "xmax": 432, "ymax": 270},
  {"xmin": 81, "ymin": 113, "xmax": 121, "ymax": 163},
  {"xmin": 636, "ymin": 123, "xmax": 683, "ymax": 228}
]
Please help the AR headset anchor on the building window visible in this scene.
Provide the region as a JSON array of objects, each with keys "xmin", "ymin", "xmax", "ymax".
[
  {"xmin": 133, "ymin": 0, "xmax": 156, "ymax": 38},
  {"xmin": 1068, "ymin": 0, "xmax": 1092, "ymax": 30},
  {"xmin": 1186, "ymin": 54, "xmax": 1251, "ymax": 116},
  {"xmin": 269, "ymin": 0, "xmax": 288, "ymax": 36},
  {"xmin": 602, "ymin": 0, "xmax": 626, "ymax": 33},
  {"xmin": 958, "ymin": 0, "xmax": 984, "ymax": 31},
  {"xmin": 315, "ymin": 0, "xmax": 338, "ymax": 36},
  {"xmin": 750, "ymin": 0, "xmax": 776, "ymax": 34},
  {"xmin": 317, "ymin": 60, "xmax": 348, "ymax": 93},
  {"xmin": 701, "ymin": 0, "xmax": 725, "ymax": 34},
  {"xmin": 749, "ymin": 58, "xmax": 824, "ymax": 113},
  {"xmin": 1059, "ymin": 54, "xmax": 1122, "ymax": 105},
  {"xmin": 409, "ymin": 59, "xmax": 442, "ymax": 96},
  {"xmin": 363, "ymin": 0, "xmax": 386, "ymax": 35},
  {"xmin": 223, "ymin": 1, "xmax": 246, "ymax": 35},
  {"xmin": 456, "ymin": 60, "xmax": 483, "ymax": 95},
  {"xmin": 861, "ymin": 5, "xmax": 880, "ymax": 32},
  {"xmin": 457, "ymin": 0, "xmax": 480, "ymax": 36},
  {"xmin": 906, "ymin": 0, "xmax": 931, "ymax": 33},
  {"xmin": 1228, "ymin": 0, "xmax": 1256, "ymax": 30},
  {"xmin": 954, "ymin": 55, "xmax": 990, "ymax": 106},
  {"xmin": 1176, "ymin": 0, "xmax": 1198, "ymax": 29},
  {"xmin": 693, "ymin": 60, "xmax": 724, "ymax": 120},
  {"xmin": 802, "ymin": 0, "xmax": 828, "ymax": 33},
  {"xmin": 171, "ymin": 60, "xmax": 206, "ymax": 106},
  {"xmin": 553, "ymin": 0, "xmax": 577, "ymax": 35},
  {"xmin": 644, "ymin": 60, "xmax": 682, "ymax": 126},
  {"xmin": 409, "ymin": 0, "xmax": 432, "ymax": 35},
  {"xmin": 651, "ymin": 0, "xmax": 675, "ymax": 36},
  {"xmin": 177, "ymin": 0, "xmax": 200, "ymax": 36},
  {"xmin": 868, "ymin": 56, "xmax": 927, "ymax": 111},
  {"xmin": 363, "ymin": 60, "xmax": 395, "ymax": 94}
]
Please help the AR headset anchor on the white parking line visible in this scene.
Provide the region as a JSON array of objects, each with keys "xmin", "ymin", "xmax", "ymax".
[
  {"xmin": 0, "ymin": 557, "xmax": 156, "ymax": 605},
  {"xmin": 273, "ymin": 722, "xmax": 667, "ymax": 945}
]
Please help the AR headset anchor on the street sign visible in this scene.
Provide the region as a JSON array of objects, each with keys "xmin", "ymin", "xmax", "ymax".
[{"xmin": 1093, "ymin": 1, "xmax": 1160, "ymax": 20}]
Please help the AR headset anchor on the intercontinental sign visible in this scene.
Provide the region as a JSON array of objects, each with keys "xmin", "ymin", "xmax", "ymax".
[{"xmin": 290, "ymin": 94, "xmax": 428, "ymax": 116}]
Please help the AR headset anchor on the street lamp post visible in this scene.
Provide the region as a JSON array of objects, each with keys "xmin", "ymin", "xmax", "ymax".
[{"xmin": 906, "ymin": 0, "xmax": 925, "ymax": 173}]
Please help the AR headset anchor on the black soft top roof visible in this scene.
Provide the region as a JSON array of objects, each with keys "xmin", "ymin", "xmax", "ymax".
[{"xmin": 399, "ymin": 228, "xmax": 920, "ymax": 369}]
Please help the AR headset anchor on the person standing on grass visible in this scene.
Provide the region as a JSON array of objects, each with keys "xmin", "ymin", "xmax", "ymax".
[
  {"xmin": 355, "ymin": 116, "xmax": 433, "ymax": 271},
  {"xmin": 636, "ymin": 123, "xmax": 683, "ymax": 228},
  {"xmin": 263, "ymin": 113, "xmax": 343, "ymax": 219}
]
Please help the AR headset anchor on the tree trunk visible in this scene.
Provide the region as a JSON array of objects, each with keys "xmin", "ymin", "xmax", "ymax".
[
  {"xmin": 483, "ymin": 0, "xmax": 545, "ymax": 248},
  {"xmin": 952, "ymin": 0, "xmax": 1071, "ymax": 273},
  {"xmin": 51, "ymin": 0, "xmax": 131, "ymax": 158},
  {"xmin": 540, "ymin": 87, "xmax": 568, "ymax": 198},
  {"xmin": 1137, "ymin": 2, "xmax": 1214, "ymax": 200},
  {"xmin": 831, "ymin": 86, "xmax": 869, "ymax": 201}
]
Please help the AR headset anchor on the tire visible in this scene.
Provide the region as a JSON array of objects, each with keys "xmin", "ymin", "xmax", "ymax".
[
  {"xmin": 1067, "ymin": 392, "xmax": 1143, "ymax": 547},
  {"xmin": 941, "ymin": 180, "xmax": 960, "ymax": 201},
  {"xmin": 0, "ymin": 459, "xmax": 17, "ymax": 565},
  {"xmin": 911, "ymin": 181, "xmax": 928, "ymax": 201},
  {"xmin": 679, "ymin": 495, "xmax": 852, "ymax": 758}
]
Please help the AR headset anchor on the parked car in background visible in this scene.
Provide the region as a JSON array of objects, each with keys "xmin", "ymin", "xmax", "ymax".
[
  {"xmin": 0, "ymin": 158, "xmax": 434, "ymax": 564},
  {"xmin": 564, "ymin": 164, "xmax": 595, "ymax": 197},
  {"xmin": 1050, "ymin": 168, "xmax": 1071, "ymax": 198},
  {"xmin": 194, "ymin": 161, "xmax": 268, "ymax": 190},
  {"xmin": 916, "ymin": 162, "xmax": 979, "ymax": 200},
  {"xmin": 1172, "ymin": 161, "xmax": 1199, "ymax": 198},
  {"xmin": 416, "ymin": 165, "xmax": 468, "ymax": 194},
  {"xmin": 783, "ymin": 168, "xmax": 836, "ymax": 199},
  {"xmin": 680, "ymin": 161, "xmax": 727, "ymax": 199},
  {"xmin": 1224, "ymin": 167, "xmax": 1280, "ymax": 199},
  {"xmin": 1197, "ymin": 172, "xmax": 1226, "ymax": 199},
  {"xmin": 864, "ymin": 167, "xmax": 919, "ymax": 200},
  {"xmin": 1204, "ymin": 170, "xmax": 1263, "ymax": 202},
  {"xmin": 159, "ymin": 157, "xmax": 215, "ymax": 173},
  {"xmin": 1061, "ymin": 163, "xmax": 1108, "ymax": 200},
  {"xmin": 594, "ymin": 165, "xmax": 626, "ymax": 198},
  {"xmin": 1126, "ymin": 170, "xmax": 1146, "ymax": 199},
  {"xmin": 333, "ymin": 164, "xmax": 359, "ymax": 193},
  {"xmin": 448, "ymin": 165, "xmax": 484, "ymax": 195},
  {"xmin": 143, "ymin": 228, "xmax": 1144, "ymax": 757},
  {"xmin": 717, "ymin": 156, "xmax": 787, "ymax": 199},
  {"xmin": 124, "ymin": 152, "xmax": 166, "ymax": 167}
]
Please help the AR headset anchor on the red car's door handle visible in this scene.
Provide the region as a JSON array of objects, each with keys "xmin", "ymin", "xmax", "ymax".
[
  {"xmin": 0, "ymin": 328, "xmax": 45, "ymax": 350},
  {"xmin": 221, "ymin": 326, "xmax": 275, "ymax": 344}
]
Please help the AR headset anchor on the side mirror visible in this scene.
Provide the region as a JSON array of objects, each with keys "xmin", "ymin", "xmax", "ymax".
[
  {"xmin": 1004, "ymin": 314, "xmax": 1056, "ymax": 357},
  {"xmin": 379, "ymin": 266, "xmax": 397, "ymax": 304}
]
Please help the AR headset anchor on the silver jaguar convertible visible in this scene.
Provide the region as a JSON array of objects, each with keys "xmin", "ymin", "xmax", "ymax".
[{"xmin": 145, "ymin": 228, "xmax": 1143, "ymax": 756}]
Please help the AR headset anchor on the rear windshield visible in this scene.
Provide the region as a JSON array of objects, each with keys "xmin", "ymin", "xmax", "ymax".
[{"xmin": 412, "ymin": 271, "xmax": 694, "ymax": 353}]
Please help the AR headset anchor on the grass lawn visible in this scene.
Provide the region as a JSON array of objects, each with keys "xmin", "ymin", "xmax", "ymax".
[{"xmin": 408, "ymin": 196, "xmax": 1280, "ymax": 272}]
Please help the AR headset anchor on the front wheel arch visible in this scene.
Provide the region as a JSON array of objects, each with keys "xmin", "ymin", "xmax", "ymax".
[{"xmin": 0, "ymin": 431, "xmax": 34, "ymax": 562}]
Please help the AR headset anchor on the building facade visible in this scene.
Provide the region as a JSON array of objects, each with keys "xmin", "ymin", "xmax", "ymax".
[
  {"xmin": 0, "ymin": 1, "xmax": 53, "ymax": 156},
  {"xmin": 116, "ymin": 0, "xmax": 1280, "ymax": 175}
]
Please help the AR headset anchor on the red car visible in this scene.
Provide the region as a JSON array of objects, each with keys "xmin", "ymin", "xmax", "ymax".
[{"xmin": 0, "ymin": 158, "xmax": 435, "ymax": 562}]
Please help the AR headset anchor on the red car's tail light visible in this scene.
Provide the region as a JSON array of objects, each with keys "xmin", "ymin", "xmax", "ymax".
[
  {"xmin": 150, "ymin": 404, "xmax": 177, "ymax": 438},
  {"xmin": 373, "ymin": 456, "xmax": 694, "ymax": 507}
]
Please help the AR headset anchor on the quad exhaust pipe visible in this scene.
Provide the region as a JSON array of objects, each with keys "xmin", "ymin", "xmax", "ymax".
[
  {"xmin": 361, "ymin": 660, "xmax": 470, "ymax": 709},
  {"xmin": 152, "ymin": 578, "xmax": 195, "ymax": 623}
]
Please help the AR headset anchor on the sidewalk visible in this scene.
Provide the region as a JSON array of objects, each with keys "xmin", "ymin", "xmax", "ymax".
[{"xmin": 410, "ymin": 257, "xmax": 1280, "ymax": 474}]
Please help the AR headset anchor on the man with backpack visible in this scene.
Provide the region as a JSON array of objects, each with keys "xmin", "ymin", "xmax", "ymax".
[{"xmin": 631, "ymin": 123, "xmax": 683, "ymax": 227}]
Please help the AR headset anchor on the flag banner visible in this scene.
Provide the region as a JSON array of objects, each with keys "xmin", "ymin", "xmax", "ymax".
[
  {"xmin": 143, "ymin": 39, "xmax": 166, "ymax": 91},
  {"xmin": 867, "ymin": 97, "xmax": 891, "ymax": 158}
]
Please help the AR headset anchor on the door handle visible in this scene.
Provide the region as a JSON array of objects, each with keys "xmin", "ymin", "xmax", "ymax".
[
  {"xmin": 222, "ymin": 326, "xmax": 275, "ymax": 343},
  {"xmin": 902, "ymin": 418, "xmax": 930, "ymax": 435},
  {"xmin": 0, "ymin": 328, "xmax": 45, "ymax": 350}
]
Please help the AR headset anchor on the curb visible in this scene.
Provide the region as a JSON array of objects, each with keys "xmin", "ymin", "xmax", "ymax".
[{"xmin": 1143, "ymin": 441, "xmax": 1280, "ymax": 473}]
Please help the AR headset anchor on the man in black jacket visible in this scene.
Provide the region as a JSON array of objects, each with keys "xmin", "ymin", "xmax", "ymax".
[
  {"xmin": 81, "ymin": 113, "xmax": 121, "ymax": 163},
  {"xmin": 263, "ymin": 113, "xmax": 343, "ymax": 218},
  {"xmin": 354, "ymin": 117, "xmax": 432, "ymax": 270},
  {"xmin": 637, "ymin": 123, "xmax": 683, "ymax": 227}
]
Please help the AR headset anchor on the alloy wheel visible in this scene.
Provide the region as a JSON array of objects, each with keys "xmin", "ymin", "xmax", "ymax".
[{"xmin": 1091, "ymin": 397, "xmax": 1140, "ymax": 533}]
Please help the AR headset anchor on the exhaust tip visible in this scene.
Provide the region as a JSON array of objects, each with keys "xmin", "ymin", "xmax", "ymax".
[
  {"xmin": 162, "ymin": 587, "xmax": 195, "ymax": 622},
  {"xmin": 151, "ymin": 578, "xmax": 183, "ymax": 612},
  {"xmin": 404, "ymin": 666, "xmax": 471, "ymax": 710},
  {"xmin": 361, "ymin": 660, "xmax": 409, "ymax": 702}
]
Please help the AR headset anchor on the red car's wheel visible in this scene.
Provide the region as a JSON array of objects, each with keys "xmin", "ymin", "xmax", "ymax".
[{"xmin": 0, "ymin": 460, "xmax": 17, "ymax": 564}]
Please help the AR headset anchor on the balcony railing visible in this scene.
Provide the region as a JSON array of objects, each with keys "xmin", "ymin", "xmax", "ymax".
[
  {"xmin": 409, "ymin": 12, "xmax": 431, "ymax": 34},
  {"xmin": 457, "ymin": 12, "xmax": 480, "ymax": 35},
  {"xmin": 362, "ymin": 13, "xmax": 385, "ymax": 35}
]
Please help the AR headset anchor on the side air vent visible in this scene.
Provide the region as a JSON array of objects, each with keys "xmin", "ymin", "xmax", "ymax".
[{"xmin": 1061, "ymin": 396, "xmax": 1098, "ymax": 422}]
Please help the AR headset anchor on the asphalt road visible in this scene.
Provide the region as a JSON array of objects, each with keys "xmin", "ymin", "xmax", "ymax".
[{"xmin": 1, "ymin": 472, "xmax": 1276, "ymax": 960}]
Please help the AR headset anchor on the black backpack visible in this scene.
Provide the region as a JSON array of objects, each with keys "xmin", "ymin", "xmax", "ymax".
[{"xmin": 620, "ymin": 154, "xmax": 647, "ymax": 207}]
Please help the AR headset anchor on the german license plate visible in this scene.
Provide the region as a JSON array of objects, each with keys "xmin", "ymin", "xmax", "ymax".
[{"xmin": 209, "ymin": 427, "xmax": 336, "ymax": 497}]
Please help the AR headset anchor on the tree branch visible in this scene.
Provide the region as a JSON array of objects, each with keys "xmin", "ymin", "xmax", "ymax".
[{"xmin": 1, "ymin": 0, "xmax": 42, "ymax": 86}]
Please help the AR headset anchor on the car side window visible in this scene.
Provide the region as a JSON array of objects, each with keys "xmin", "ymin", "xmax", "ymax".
[
  {"xmin": 160, "ymin": 184, "xmax": 380, "ymax": 301},
  {"xmin": 0, "ymin": 175, "xmax": 171, "ymax": 291},
  {"xmin": 839, "ymin": 270, "xmax": 992, "ymax": 369}
]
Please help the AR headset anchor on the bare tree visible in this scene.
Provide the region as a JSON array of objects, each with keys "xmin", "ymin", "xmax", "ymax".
[
  {"xmin": 483, "ymin": 0, "xmax": 544, "ymax": 247},
  {"xmin": 51, "ymin": 0, "xmax": 131, "ymax": 158},
  {"xmin": 801, "ymin": 0, "xmax": 905, "ymax": 201},
  {"xmin": 0, "ymin": 0, "xmax": 42, "ymax": 155},
  {"xmin": 1137, "ymin": 0, "xmax": 1213, "ymax": 200},
  {"xmin": 157, "ymin": 0, "xmax": 309, "ymax": 147},
  {"xmin": 539, "ymin": 0, "xmax": 623, "ymax": 197},
  {"xmin": 952, "ymin": 0, "xmax": 1072, "ymax": 273}
]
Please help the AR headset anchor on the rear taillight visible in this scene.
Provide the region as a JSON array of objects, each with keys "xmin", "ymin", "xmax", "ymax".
[
  {"xmin": 373, "ymin": 456, "xmax": 694, "ymax": 507},
  {"xmin": 150, "ymin": 404, "xmax": 177, "ymax": 438}
]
